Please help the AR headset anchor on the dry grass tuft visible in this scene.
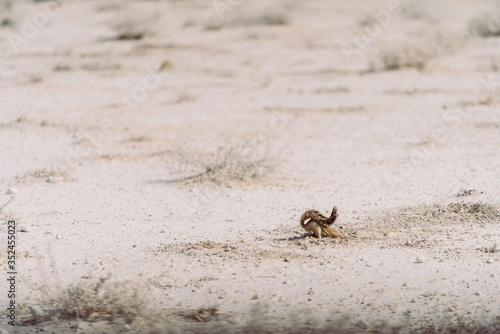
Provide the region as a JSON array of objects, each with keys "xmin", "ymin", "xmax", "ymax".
[
  {"xmin": 17, "ymin": 167, "xmax": 72, "ymax": 183},
  {"xmin": 372, "ymin": 28, "xmax": 464, "ymax": 71},
  {"xmin": 180, "ymin": 306, "xmax": 220, "ymax": 323},
  {"xmin": 111, "ymin": 4, "xmax": 158, "ymax": 40},
  {"xmin": 169, "ymin": 135, "xmax": 283, "ymax": 183},
  {"xmin": 243, "ymin": 10, "xmax": 289, "ymax": 26},
  {"xmin": 0, "ymin": 0, "xmax": 13, "ymax": 27},
  {"xmin": 479, "ymin": 244, "xmax": 498, "ymax": 253},
  {"xmin": 205, "ymin": 2, "xmax": 291, "ymax": 30},
  {"xmin": 113, "ymin": 19, "xmax": 149, "ymax": 40},
  {"xmin": 469, "ymin": 11, "xmax": 500, "ymax": 37},
  {"xmin": 30, "ymin": 168, "xmax": 69, "ymax": 179},
  {"xmin": 35, "ymin": 274, "xmax": 150, "ymax": 323}
]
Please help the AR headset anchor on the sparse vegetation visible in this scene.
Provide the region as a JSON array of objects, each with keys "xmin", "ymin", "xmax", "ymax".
[
  {"xmin": 372, "ymin": 28, "xmax": 464, "ymax": 71},
  {"xmin": 458, "ymin": 84, "xmax": 500, "ymax": 106},
  {"xmin": 24, "ymin": 303, "xmax": 500, "ymax": 333},
  {"xmin": 114, "ymin": 20, "xmax": 149, "ymax": 40},
  {"xmin": 53, "ymin": 64, "xmax": 71, "ymax": 72},
  {"xmin": 479, "ymin": 244, "xmax": 497, "ymax": 253},
  {"xmin": 81, "ymin": 61, "xmax": 121, "ymax": 71},
  {"xmin": 34, "ymin": 274, "xmax": 150, "ymax": 323},
  {"xmin": 345, "ymin": 201, "xmax": 500, "ymax": 248},
  {"xmin": 17, "ymin": 167, "xmax": 72, "ymax": 183},
  {"xmin": 483, "ymin": 56, "xmax": 500, "ymax": 72},
  {"xmin": 375, "ymin": 40, "xmax": 431, "ymax": 70},
  {"xmin": 169, "ymin": 135, "xmax": 283, "ymax": 183},
  {"xmin": 173, "ymin": 91, "xmax": 197, "ymax": 104},
  {"xmin": 205, "ymin": 2, "xmax": 291, "ymax": 30},
  {"xmin": 180, "ymin": 306, "xmax": 220, "ymax": 323},
  {"xmin": 152, "ymin": 316, "xmax": 491, "ymax": 333},
  {"xmin": 417, "ymin": 131, "xmax": 445, "ymax": 147},
  {"xmin": 243, "ymin": 10, "xmax": 289, "ymax": 26},
  {"xmin": 400, "ymin": 0, "xmax": 438, "ymax": 21},
  {"xmin": 0, "ymin": 0, "xmax": 13, "ymax": 27},
  {"xmin": 469, "ymin": 11, "xmax": 500, "ymax": 37},
  {"xmin": 397, "ymin": 201, "xmax": 500, "ymax": 226},
  {"xmin": 6, "ymin": 1, "xmax": 500, "ymax": 333},
  {"xmin": 28, "ymin": 75, "xmax": 43, "ymax": 84},
  {"xmin": 313, "ymin": 86, "xmax": 350, "ymax": 94},
  {"xmin": 111, "ymin": 5, "xmax": 157, "ymax": 40}
]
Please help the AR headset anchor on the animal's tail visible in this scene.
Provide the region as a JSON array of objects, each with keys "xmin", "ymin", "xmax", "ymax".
[
  {"xmin": 300, "ymin": 209, "xmax": 318, "ymax": 228},
  {"xmin": 300, "ymin": 206, "xmax": 338, "ymax": 227},
  {"xmin": 325, "ymin": 206, "xmax": 338, "ymax": 225}
]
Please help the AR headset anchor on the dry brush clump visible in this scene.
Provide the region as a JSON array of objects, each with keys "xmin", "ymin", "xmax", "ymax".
[
  {"xmin": 113, "ymin": 18, "xmax": 150, "ymax": 40},
  {"xmin": 205, "ymin": 1, "xmax": 293, "ymax": 30},
  {"xmin": 169, "ymin": 135, "xmax": 284, "ymax": 183},
  {"xmin": 469, "ymin": 11, "xmax": 500, "ymax": 38},
  {"xmin": 32, "ymin": 274, "xmax": 151, "ymax": 324},
  {"xmin": 371, "ymin": 28, "xmax": 465, "ymax": 71},
  {"xmin": 110, "ymin": 3, "xmax": 159, "ymax": 40},
  {"xmin": 0, "ymin": 0, "xmax": 13, "ymax": 26},
  {"xmin": 16, "ymin": 167, "xmax": 73, "ymax": 184}
]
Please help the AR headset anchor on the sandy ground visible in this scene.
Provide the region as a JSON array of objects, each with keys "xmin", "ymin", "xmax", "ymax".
[{"xmin": 1, "ymin": 0, "xmax": 500, "ymax": 333}]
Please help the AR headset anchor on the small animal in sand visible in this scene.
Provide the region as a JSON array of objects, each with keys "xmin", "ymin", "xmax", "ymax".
[{"xmin": 300, "ymin": 206, "xmax": 347, "ymax": 239}]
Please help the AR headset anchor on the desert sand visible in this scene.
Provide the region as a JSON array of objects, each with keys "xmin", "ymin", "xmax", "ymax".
[{"xmin": 1, "ymin": 0, "xmax": 500, "ymax": 333}]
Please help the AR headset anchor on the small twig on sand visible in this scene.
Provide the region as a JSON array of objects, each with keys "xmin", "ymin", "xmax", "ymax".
[
  {"xmin": 166, "ymin": 168, "xmax": 214, "ymax": 183},
  {"xmin": 0, "ymin": 197, "xmax": 13, "ymax": 215}
]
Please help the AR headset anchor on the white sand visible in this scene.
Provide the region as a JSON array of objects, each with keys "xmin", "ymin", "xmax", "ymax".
[{"xmin": 1, "ymin": 0, "xmax": 500, "ymax": 333}]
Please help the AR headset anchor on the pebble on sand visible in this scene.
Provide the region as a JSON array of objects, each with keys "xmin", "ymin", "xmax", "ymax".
[
  {"xmin": 6, "ymin": 188, "xmax": 18, "ymax": 195},
  {"xmin": 416, "ymin": 256, "xmax": 427, "ymax": 263}
]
